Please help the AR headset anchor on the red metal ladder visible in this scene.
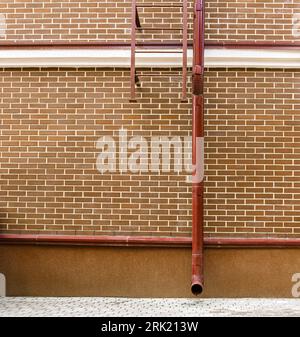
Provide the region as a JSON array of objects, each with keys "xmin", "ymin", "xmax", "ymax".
[{"xmin": 130, "ymin": 1, "xmax": 188, "ymax": 102}]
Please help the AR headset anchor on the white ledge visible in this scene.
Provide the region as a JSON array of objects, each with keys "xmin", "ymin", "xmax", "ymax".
[{"xmin": 0, "ymin": 48, "xmax": 299, "ymax": 68}]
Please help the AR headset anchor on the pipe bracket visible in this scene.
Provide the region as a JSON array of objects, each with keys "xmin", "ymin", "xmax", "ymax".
[{"xmin": 196, "ymin": 1, "xmax": 203, "ymax": 11}]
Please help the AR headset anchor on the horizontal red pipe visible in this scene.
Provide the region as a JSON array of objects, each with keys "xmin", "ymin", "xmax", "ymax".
[
  {"xmin": 0, "ymin": 234, "xmax": 191, "ymax": 247},
  {"xmin": 206, "ymin": 41, "xmax": 300, "ymax": 50},
  {"xmin": 207, "ymin": 238, "xmax": 300, "ymax": 248},
  {"xmin": 0, "ymin": 41, "xmax": 190, "ymax": 49},
  {"xmin": 0, "ymin": 41, "xmax": 300, "ymax": 50},
  {"xmin": 1, "ymin": 234, "xmax": 300, "ymax": 248}
]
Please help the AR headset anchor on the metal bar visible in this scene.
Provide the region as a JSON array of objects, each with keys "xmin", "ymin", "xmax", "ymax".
[
  {"xmin": 206, "ymin": 41, "xmax": 300, "ymax": 49},
  {"xmin": 136, "ymin": 75, "xmax": 184, "ymax": 79},
  {"xmin": 0, "ymin": 234, "xmax": 190, "ymax": 248},
  {"xmin": 1, "ymin": 41, "xmax": 300, "ymax": 49},
  {"xmin": 182, "ymin": 0, "xmax": 188, "ymax": 102},
  {"xmin": 0, "ymin": 41, "xmax": 189, "ymax": 49},
  {"xmin": 135, "ymin": 42, "xmax": 187, "ymax": 48},
  {"xmin": 130, "ymin": 0, "xmax": 137, "ymax": 102},
  {"xmin": 206, "ymin": 238, "xmax": 300, "ymax": 248},
  {"xmin": 136, "ymin": 28, "xmax": 184, "ymax": 31},
  {"xmin": 1, "ymin": 234, "xmax": 300, "ymax": 248},
  {"xmin": 191, "ymin": 0, "xmax": 205, "ymax": 296},
  {"xmin": 136, "ymin": 72, "xmax": 190, "ymax": 75},
  {"xmin": 135, "ymin": 50, "xmax": 183, "ymax": 53},
  {"xmin": 136, "ymin": 4, "xmax": 183, "ymax": 8}
]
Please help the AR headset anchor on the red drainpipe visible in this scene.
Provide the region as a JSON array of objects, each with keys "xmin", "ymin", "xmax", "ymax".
[{"xmin": 191, "ymin": 0, "xmax": 205, "ymax": 296}]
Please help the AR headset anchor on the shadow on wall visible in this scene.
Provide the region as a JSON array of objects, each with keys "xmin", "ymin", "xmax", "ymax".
[
  {"xmin": 0, "ymin": 14, "xmax": 6, "ymax": 38},
  {"xmin": 293, "ymin": 13, "xmax": 300, "ymax": 37},
  {"xmin": 0, "ymin": 273, "xmax": 5, "ymax": 297}
]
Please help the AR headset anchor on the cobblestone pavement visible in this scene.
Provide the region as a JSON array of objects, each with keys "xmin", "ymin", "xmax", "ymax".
[{"xmin": 0, "ymin": 298, "xmax": 300, "ymax": 317}]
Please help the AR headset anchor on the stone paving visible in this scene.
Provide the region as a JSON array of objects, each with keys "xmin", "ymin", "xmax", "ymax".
[{"xmin": 0, "ymin": 297, "xmax": 300, "ymax": 317}]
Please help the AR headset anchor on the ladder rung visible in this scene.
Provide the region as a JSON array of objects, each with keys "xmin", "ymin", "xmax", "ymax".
[
  {"xmin": 136, "ymin": 4, "xmax": 183, "ymax": 8},
  {"xmin": 136, "ymin": 40, "xmax": 191, "ymax": 50},
  {"xmin": 137, "ymin": 74, "xmax": 184, "ymax": 78},
  {"xmin": 136, "ymin": 70, "xmax": 192, "ymax": 75},
  {"xmin": 136, "ymin": 41, "xmax": 189, "ymax": 46},
  {"xmin": 137, "ymin": 69, "xmax": 183, "ymax": 71},
  {"xmin": 136, "ymin": 50, "xmax": 183, "ymax": 53},
  {"xmin": 136, "ymin": 27, "xmax": 184, "ymax": 31}
]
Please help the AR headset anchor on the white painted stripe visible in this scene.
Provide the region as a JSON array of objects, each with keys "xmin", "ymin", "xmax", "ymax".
[{"xmin": 0, "ymin": 48, "xmax": 299, "ymax": 68}]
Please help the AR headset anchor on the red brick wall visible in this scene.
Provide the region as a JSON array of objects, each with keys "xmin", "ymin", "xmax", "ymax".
[
  {"xmin": 0, "ymin": 1, "xmax": 299, "ymax": 43},
  {"xmin": 206, "ymin": 68, "xmax": 300, "ymax": 237},
  {"xmin": 0, "ymin": 67, "xmax": 300, "ymax": 238},
  {"xmin": 206, "ymin": 0, "xmax": 300, "ymax": 42},
  {"xmin": 0, "ymin": 67, "xmax": 192, "ymax": 237}
]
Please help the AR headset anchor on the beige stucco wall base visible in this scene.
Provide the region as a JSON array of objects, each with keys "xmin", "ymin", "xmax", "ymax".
[{"xmin": 0, "ymin": 245, "xmax": 298, "ymax": 298}]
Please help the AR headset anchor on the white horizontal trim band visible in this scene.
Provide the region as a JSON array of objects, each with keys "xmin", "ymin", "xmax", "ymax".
[{"xmin": 0, "ymin": 48, "xmax": 299, "ymax": 68}]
